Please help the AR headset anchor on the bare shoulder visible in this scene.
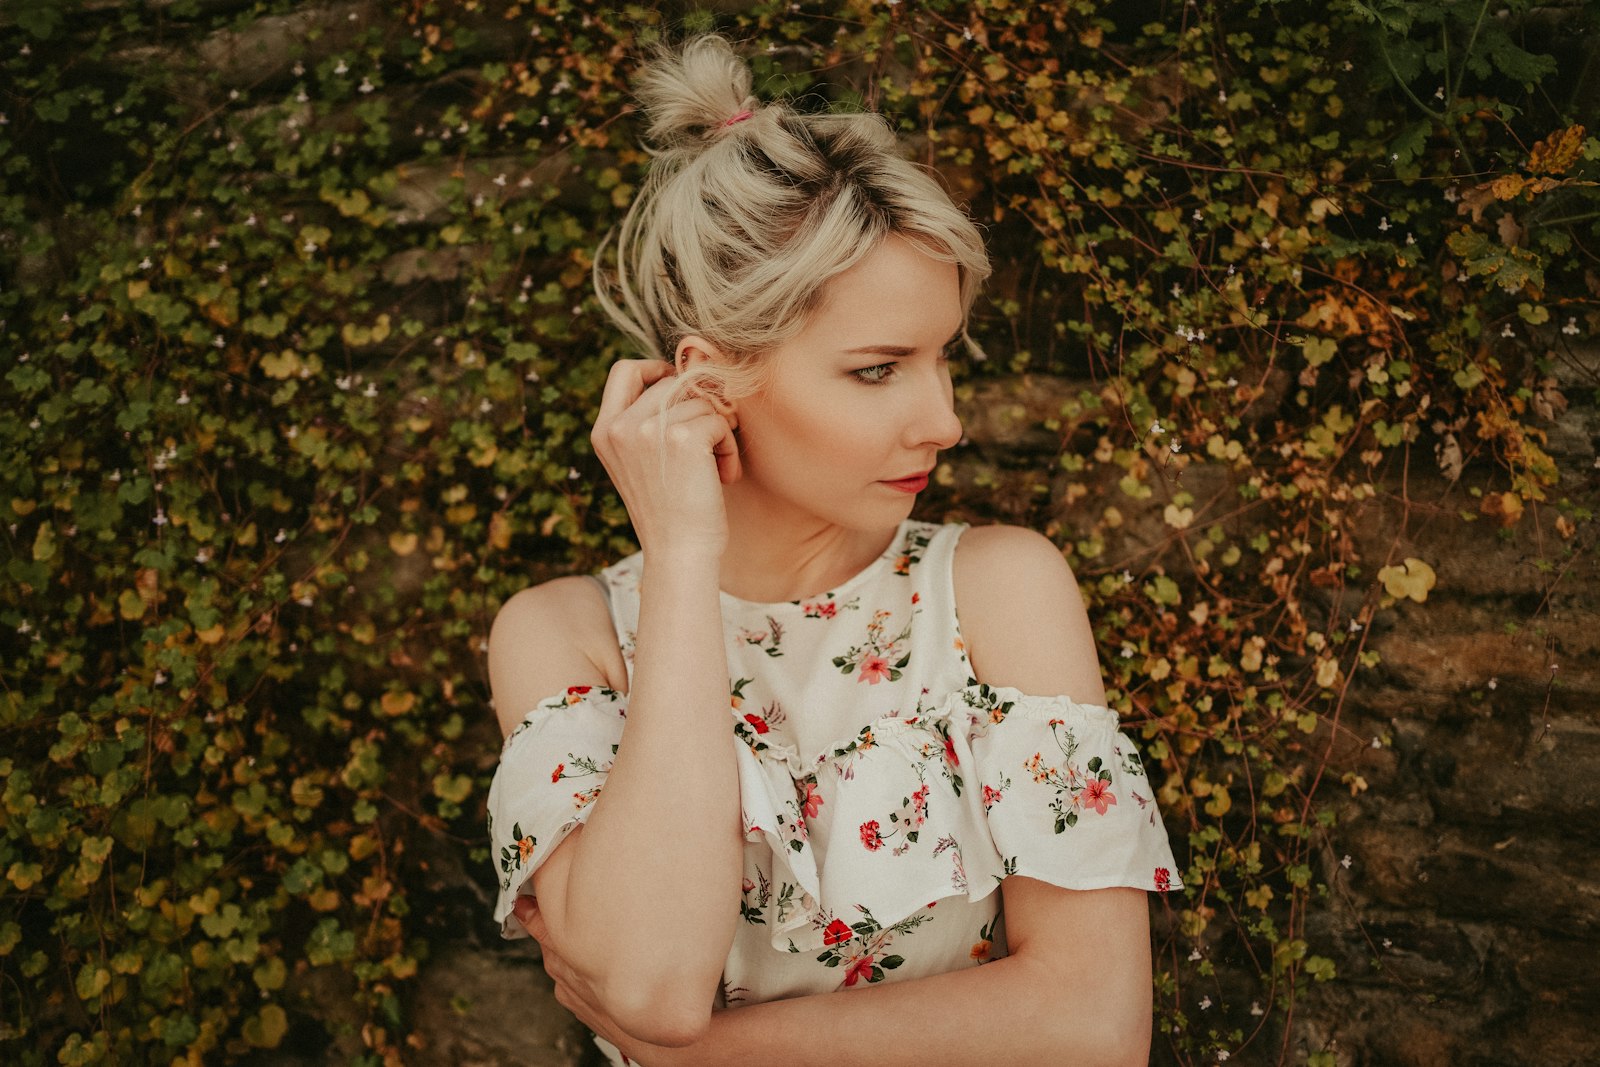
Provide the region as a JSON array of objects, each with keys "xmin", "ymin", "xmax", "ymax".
[
  {"xmin": 487, "ymin": 575, "xmax": 627, "ymax": 737},
  {"xmin": 952, "ymin": 524, "xmax": 1108, "ymax": 704}
]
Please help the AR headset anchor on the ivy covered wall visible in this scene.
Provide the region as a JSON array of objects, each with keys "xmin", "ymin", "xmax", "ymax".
[{"xmin": 2, "ymin": 1, "xmax": 1596, "ymax": 1065}]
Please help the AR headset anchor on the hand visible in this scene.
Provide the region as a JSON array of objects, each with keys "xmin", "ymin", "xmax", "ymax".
[
  {"xmin": 589, "ymin": 359, "xmax": 741, "ymax": 563},
  {"xmin": 513, "ymin": 896, "xmax": 690, "ymax": 1066}
]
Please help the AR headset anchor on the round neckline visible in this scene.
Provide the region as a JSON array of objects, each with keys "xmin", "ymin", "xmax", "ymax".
[{"xmin": 718, "ymin": 520, "xmax": 911, "ymax": 611}]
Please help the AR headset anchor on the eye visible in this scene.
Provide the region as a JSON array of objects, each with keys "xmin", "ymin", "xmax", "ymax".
[{"xmin": 851, "ymin": 362, "xmax": 897, "ymax": 385}]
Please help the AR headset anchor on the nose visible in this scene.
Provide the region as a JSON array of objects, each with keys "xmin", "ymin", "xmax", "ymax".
[{"xmin": 906, "ymin": 362, "xmax": 963, "ymax": 452}]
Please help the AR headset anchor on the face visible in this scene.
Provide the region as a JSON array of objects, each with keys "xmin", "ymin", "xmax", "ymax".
[{"xmin": 721, "ymin": 234, "xmax": 966, "ymax": 533}]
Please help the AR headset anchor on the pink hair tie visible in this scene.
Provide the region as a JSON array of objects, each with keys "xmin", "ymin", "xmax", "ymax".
[{"xmin": 722, "ymin": 108, "xmax": 754, "ymax": 128}]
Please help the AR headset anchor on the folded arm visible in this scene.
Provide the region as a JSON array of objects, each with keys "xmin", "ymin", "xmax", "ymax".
[{"xmin": 489, "ymin": 558, "xmax": 742, "ymax": 1045}]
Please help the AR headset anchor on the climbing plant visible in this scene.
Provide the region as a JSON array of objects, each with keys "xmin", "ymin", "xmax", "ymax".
[{"xmin": 1, "ymin": 1, "xmax": 1592, "ymax": 1064}]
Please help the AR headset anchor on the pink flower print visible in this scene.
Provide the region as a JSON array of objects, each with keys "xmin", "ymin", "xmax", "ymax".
[
  {"xmin": 981, "ymin": 784, "xmax": 1004, "ymax": 810},
  {"xmin": 804, "ymin": 600, "xmax": 837, "ymax": 619},
  {"xmin": 1154, "ymin": 867, "xmax": 1172, "ymax": 892},
  {"xmin": 743, "ymin": 713, "xmax": 770, "ymax": 735},
  {"xmin": 843, "ymin": 954, "xmax": 875, "ymax": 987},
  {"xmin": 858, "ymin": 656, "xmax": 891, "ymax": 684},
  {"xmin": 823, "ymin": 918, "xmax": 852, "ymax": 946},
  {"xmin": 742, "ymin": 877, "xmax": 755, "ymax": 894},
  {"xmin": 943, "ymin": 734, "xmax": 959, "ymax": 767},
  {"xmin": 550, "ymin": 762, "xmax": 565, "ymax": 783},
  {"xmin": 1081, "ymin": 777, "xmax": 1117, "ymax": 815},
  {"xmin": 910, "ymin": 784, "xmax": 929, "ymax": 825},
  {"xmin": 801, "ymin": 780, "xmax": 823, "ymax": 819},
  {"xmin": 859, "ymin": 820, "xmax": 885, "ymax": 851}
]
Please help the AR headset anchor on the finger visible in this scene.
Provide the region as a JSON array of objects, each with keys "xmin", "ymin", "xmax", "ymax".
[
  {"xmin": 596, "ymin": 358, "xmax": 674, "ymax": 421},
  {"xmin": 514, "ymin": 897, "xmax": 549, "ymax": 942}
]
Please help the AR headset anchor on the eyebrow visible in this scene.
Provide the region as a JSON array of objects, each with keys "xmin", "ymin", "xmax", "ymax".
[{"xmin": 842, "ymin": 330, "xmax": 964, "ymax": 357}]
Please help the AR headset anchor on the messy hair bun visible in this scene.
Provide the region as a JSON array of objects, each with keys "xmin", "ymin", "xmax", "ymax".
[
  {"xmin": 632, "ymin": 35, "xmax": 761, "ymax": 151},
  {"xmin": 595, "ymin": 34, "xmax": 990, "ymax": 401}
]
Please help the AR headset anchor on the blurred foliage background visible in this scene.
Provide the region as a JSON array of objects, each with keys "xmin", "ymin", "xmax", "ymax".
[{"xmin": 2, "ymin": 0, "xmax": 1595, "ymax": 1064}]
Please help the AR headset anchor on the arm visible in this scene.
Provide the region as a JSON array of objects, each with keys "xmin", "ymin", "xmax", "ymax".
[
  {"xmin": 487, "ymin": 361, "xmax": 743, "ymax": 1046},
  {"xmin": 535, "ymin": 525, "xmax": 1156, "ymax": 1065},
  {"xmin": 615, "ymin": 878, "xmax": 1151, "ymax": 1067}
]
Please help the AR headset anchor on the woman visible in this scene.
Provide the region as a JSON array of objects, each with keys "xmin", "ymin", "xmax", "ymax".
[{"xmin": 486, "ymin": 35, "xmax": 1182, "ymax": 1066}]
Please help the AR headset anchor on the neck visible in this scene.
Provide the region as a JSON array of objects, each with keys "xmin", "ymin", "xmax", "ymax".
[{"xmin": 716, "ymin": 482, "xmax": 902, "ymax": 603}]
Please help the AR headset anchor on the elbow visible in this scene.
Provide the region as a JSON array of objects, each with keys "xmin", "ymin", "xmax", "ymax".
[{"xmin": 601, "ymin": 977, "xmax": 714, "ymax": 1048}]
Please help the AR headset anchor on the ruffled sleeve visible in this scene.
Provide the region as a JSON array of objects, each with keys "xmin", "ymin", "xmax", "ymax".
[
  {"xmin": 953, "ymin": 684, "xmax": 1183, "ymax": 894},
  {"xmin": 749, "ymin": 683, "xmax": 1183, "ymax": 952},
  {"xmin": 485, "ymin": 685, "xmax": 626, "ymax": 938}
]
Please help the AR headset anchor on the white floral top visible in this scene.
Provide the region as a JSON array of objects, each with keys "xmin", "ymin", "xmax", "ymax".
[{"xmin": 487, "ymin": 521, "xmax": 1183, "ymax": 1064}]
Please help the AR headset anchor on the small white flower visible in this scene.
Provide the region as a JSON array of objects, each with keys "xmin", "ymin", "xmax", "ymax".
[
  {"xmin": 1226, "ymin": 377, "xmax": 1238, "ymax": 387},
  {"xmin": 17, "ymin": 620, "xmax": 31, "ymax": 634},
  {"xmin": 962, "ymin": 27, "xmax": 974, "ymax": 41},
  {"xmin": 525, "ymin": 369, "xmax": 539, "ymax": 382},
  {"xmin": 334, "ymin": 59, "xmax": 349, "ymax": 75},
  {"xmin": 195, "ymin": 547, "xmax": 212, "ymax": 563},
  {"xmin": 359, "ymin": 77, "xmax": 374, "ymax": 94},
  {"xmin": 1406, "ymin": 232, "xmax": 1416, "ymax": 246},
  {"xmin": 1192, "ymin": 209, "xmax": 1203, "ymax": 221},
  {"xmin": 363, "ymin": 383, "xmax": 378, "ymax": 398},
  {"xmin": 1259, "ymin": 237, "xmax": 1271, "ymax": 250},
  {"xmin": 1250, "ymin": 1001, "xmax": 1264, "ymax": 1016},
  {"xmin": 1371, "ymin": 736, "xmax": 1382, "ymax": 748},
  {"xmin": 478, "ymin": 398, "xmax": 492, "ymax": 413},
  {"xmin": 152, "ymin": 509, "xmax": 168, "ymax": 526},
  {"xmin": 567, "ymin": 467, "xmax": 581, "ymax": 480},
  {"xmin": 296, "ymin": 90, "xmax": 309, "ymax": 103},
  {"xmin": 177, "ymin": 391, "xmax": 190, "ymax": 405},
  {"xmin": 1340, "ymin": 854, "xmax": 1353, "ymax": 869},
  {"xmin": 1434, "ymin": 87, "xmax": 1445, "ymax": 100},
  {"xmin": 1149, "ymin": 420, "xmax": 1164, "ymax": 435},
  {"xmin": 1170, "ymin": 441, "xmax": 1182, "ymax": 453},
  {"xmin": 303, "ymin": 239, "xmax": 318, "ymax": 253},
  {"xmin": 154, "ymin": 671, "xmax": 167, "ymax": 685},
  {"xmin": 213, "ymin": 335, "xmax": 225, "ymax": 349},
  {"xmin": 1561, "ymin": 317, "xmax": 1579, "ymax": 336},
  {"xmin": 1218, "ymin": 1053, "xmax": 1230, "ymax": 1063},
  {"xmin": 1171, "ymin": 283, "xmax": 1182, "ymax": 298},
  {"xmin": 1199, "ymin": 996, "xmax": 1212, "ymax": 1010},
  {"xmin": 1378, "ymin": 217, "xmax": 1390, "ymax": 232},
  {"xmin": 293, "ymin": 62, "xmax": 305, "ymax": 76},
  {"xmin": 1120, "ymin": 570, "xmax": 1134, "ymax": 584},
  {"xmin": 1218, "ymin": 90, "xmax": 1228, "ymax": 103},
  {"xmin": 1501, "ymin": 324, "xmax": 1515, "ymax": 338},
  {"xmin": 139, "ymin": 256, "xmax": 152, "ymax": 270},
  {"xmin": 132, "ymin": 203, "xmax": 143, "ymax": 218},
  {"xmin": 1188, "ymin": 947, "xmax": 1202, "ymax": 961},
  {"xmin": 1487, "ymin": 677, "xmax": 1498, "ymax": 690},
  {"xmin": 245, "ymin": 213, "xmax": 257, "ymax": 226},
  {"xmin": 494, "ymin": 173, "xmax": 507, "ymax": 187},
  {"xmin": 1348, "ymin": 617, "xmax": 1362, "ymax": 632},
  {"xmin": 274, "ymin": 528, "xmax": 288, "ymax": 543},
  {"xmin": 1382, "ymin": 938, "xmax": 1392, "ymax": 948},
  {"xmin": 285, "ymin": 425, "xmax": 298, "ymax": 439}
]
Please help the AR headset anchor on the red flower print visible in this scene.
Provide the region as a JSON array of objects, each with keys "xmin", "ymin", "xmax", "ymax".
[
  {"xmin": 801, "ymin": 780, "xmax": 823, "ymax": 819},
  {"xmin": 805, "ymin": 600, "xmax": 837, "ymax": 619},
  {"xmin": 943, "ymin": 734, "xmax": 959, "ymax": 767},
  {"xmin": 823, "ymin": 918, "xmax": 852, "ymax": 946},
  {"xmin": 1081, "ymin": 778, "xmax": 1117, "ymax": 815},
  {"xmin": 565, "ymin": 685, "xmax": 592, "ymax": 703},
  {"xmin": 859, "ymin": 820, "xmax": 885, "ymax": 851},
  {"xmin": 911, "ymin": 784, "xmax": 929, "ymax": 821},
  {"xmin": 843, "ymin": 954, "xmax": 875, "ymax": 987},
  {"xmin": 1154, "ymin": 867, "xmax": 1171, "ymax": 892},
  {"xmin": 970, "ymin": 939, "xmax": 991, "ymax": 961},
  {"xmin": 550, "ymin": 763, "xmax": 565, "ymax": 783},
  {"xmin": 911, "ymin": 592, "xmax": 920, "ymax": 605},
  {"xmin": 743, "ymin": 713, "xmax": 770, "ymax": 735},
  {"xmin": 857, "ymin": 655, "xmax": 891, "ymax": 684},
  {"xmin": 981, "ymin": 784, "xmax": 1004, "ymax": 810},
  {"xmin": 742, "ymin": 878, "xmax": 755, "ymax": 894}
]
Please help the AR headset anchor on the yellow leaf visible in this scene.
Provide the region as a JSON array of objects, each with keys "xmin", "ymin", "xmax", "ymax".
[
  {"xmin": 118, "ymin": 589, "xmax": 147, "ymax": 620},
  {"xmin": 1302, "ymin": 336, "xmax": 1337, "ymax": 367},
  {"xmin": 127, "ymin": 279, "xmax": 149, "ymax": 301},
  {"xmin": 389, "ymin": 532, "xmax": 418, "ymax": 556},
  {"xmin": 380, "ymin": 690, "xmax": 415, "ymax": 717},
  {"xmin": 196, "ymin": 624, "xmax": 226, "ymax": 645},
  {"xmin": 242, "ymin": 1004, "xmax": 288, "ymax": 1049},
  {"xmin": 1377, "ymin": 557, "xmax": 1436, "ymax": 602},
  {"xmin": 259, "ymin": 350, "xmax": 301, "ymax": 380},
  {"xmin": 1315, "ymin": 656, "xmax": 1340, "ymax": 688},
  {"xmin": 1163, "ymin": 503, "xmax": 1194, "ymax": 529},
  {"xmin": 488, "ymin": 512, "xmax": 512, "ymax": 550}
]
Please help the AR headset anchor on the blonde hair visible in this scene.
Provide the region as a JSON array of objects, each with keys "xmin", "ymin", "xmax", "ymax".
[{"xmin": 594, "ymin": 34, "xmax": 991, "ymax": 404}]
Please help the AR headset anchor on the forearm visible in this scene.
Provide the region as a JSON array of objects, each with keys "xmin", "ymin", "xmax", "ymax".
[
  {"xmin": 559, "ymin": 554, "xmax": 741, "ymax": 1014},
  {"xmin": 622, "ymin": 953, "xmax": 1147, "ymax": 1067}
]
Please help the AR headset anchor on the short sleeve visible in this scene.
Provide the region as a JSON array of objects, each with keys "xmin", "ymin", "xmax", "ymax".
[
  {"xmin": 953, "ymin": 685, "xmax": 1183, "ymax": 894},
  {"xmin": 485, "ymin": 685, "xmax": 626, "ymax": 938}
]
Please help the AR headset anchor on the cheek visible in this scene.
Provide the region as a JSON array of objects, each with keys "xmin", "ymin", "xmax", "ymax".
[{"xmin": 744, "ymin": 387, "xmax": 882, "ymax": 475}]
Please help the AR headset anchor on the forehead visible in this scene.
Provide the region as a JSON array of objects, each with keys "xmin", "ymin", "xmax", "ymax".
[{"xmin": 797, "ymin": 235, "xmax": 964, "ymax": 346}]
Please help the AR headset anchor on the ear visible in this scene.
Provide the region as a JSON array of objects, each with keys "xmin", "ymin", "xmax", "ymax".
[{"xmin": 674, "ymin": 335, "xmax": 740, "ymax": 430}]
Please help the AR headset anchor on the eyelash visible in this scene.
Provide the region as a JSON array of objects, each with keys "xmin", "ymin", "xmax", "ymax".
[{"xmin": 851, "ymin": 343, "xmax": 962, "ymax": 386}]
